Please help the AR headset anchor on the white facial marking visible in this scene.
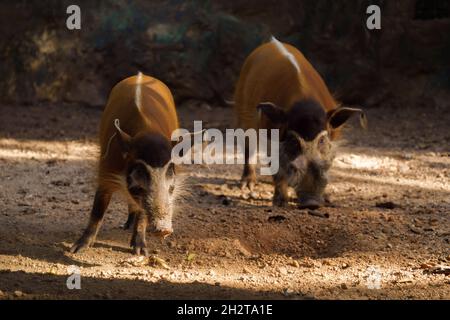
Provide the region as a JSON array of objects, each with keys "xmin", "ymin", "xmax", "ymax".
[{"xmin": 271, "ymin": 36, "xmax": 301, "ymax": 74}]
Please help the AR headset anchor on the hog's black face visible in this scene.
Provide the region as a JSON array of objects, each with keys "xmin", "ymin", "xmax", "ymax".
[
  {"xmin": 126, "ymin": 159, "xmax": 176, "ymax": 237},
  {"xmin": 258, "ymin": 99, "xmax": 365, "ymax": 208},
  {"xmin": 117, "ymin": 130, "xmax": 178, "ymax": 237},
  {"xmin": 279, "ymin": 130, "xmax": 334, "ymax": 208}
]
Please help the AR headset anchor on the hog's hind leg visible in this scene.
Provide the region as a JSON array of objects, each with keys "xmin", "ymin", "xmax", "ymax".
[{"xmin": 240, "ymin": 141, "xmax": 257, "ymax": 191}]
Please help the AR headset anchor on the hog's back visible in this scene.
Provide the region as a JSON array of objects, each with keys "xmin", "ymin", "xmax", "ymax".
[
  {"xmin": 234, "ymin": 40, "xmax": 337, "ymax": 130},
  {"xmin": 98, "ymin": 75, "xmax": 179, "ymax": 183}
]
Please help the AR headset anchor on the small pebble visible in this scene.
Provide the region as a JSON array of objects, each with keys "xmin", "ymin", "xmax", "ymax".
[
  {"xmin": 289, "ymin": 260, "xmax": 300, "ymax": 268},
  {"xmin": 14, "ymin": 290, "xmax": 24, "ymax": 298},
  {"xmin": 308, "ymin": 210, "xmax": 329, "ymax": 218},
  {"xmin": 221, "ymin": 197, "xmax": 232, "ymax": 206},
  {"xmin": 249, "ymin": 192, "xmax": 259, "ymax": 200}
]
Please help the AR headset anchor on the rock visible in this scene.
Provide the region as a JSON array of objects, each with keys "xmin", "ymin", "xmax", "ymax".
[
  {"xmin": 207, "ymin": 270, "xmax": 216, "ymax": 276},
  {"xmin": 14, "ymin": 290, "xmax": 24, "ymax": 298},
  {"xmin": 341, "ymin": 263, "xmax": 350, "ymax": 269},
  {"xmin": 268, "ymin": 215, "xmax": 287, "ymax": 223},
  {"xmin": 289, "ymin": 260, "xmax": 300, "ymax": 268},
  {"xmin": 233, "ymin": 240, "xmax": 251, "ymax": 257},
  {"xmin": 277, "ymin": 267, "xmax": 288, "ymax": 275},
  {"xmin": 221, "ymin": 196, "xmax": 232, "ymax": 206},
  {"xmin": 167, "ymin": 241, "xmax": 177, "ymax": 248},
  {"xmin": 340, "ymin": 283, "xmax": 348, "ymax": 290},
  {"xmin": 375, "ymin": 201, "xmax": 397, "ymax": 209},
  {"xmin": 307, "ymin": 210, "xmax": 329, "ymax": 218},
  {"xmin": 423, "ymin": 266, "xmax": 450, "ymax": 275},
  {"xmin": 51, "ymin": 180, "xmax": 70, "ymax": 187},
  {"xmin": 409, "ymin": 225, "xmax": 422, "ymax": 234},
  {"xmin": 249, "ymin": 192, "xmax": 259, "ymax": 200},
  {"xmin": 22, "ymin": 207, "xmax": 37, "ymax": 215},
  {"xmin": 283, "ymin": 288, "xmax": 295, "ymax": 296}
]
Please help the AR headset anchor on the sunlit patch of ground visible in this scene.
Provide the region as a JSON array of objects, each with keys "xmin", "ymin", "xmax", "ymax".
[{"xmin": 0, "ymin": 103, "xmax": 448, "ymax": 299}]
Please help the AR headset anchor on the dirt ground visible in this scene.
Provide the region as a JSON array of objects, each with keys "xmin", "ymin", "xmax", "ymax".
[{"xmin": 0, "ymin": 101, "xmax": 449, "ymax": 300}]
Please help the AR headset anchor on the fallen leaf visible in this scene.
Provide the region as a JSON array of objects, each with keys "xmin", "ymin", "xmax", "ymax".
[
  {"xmin": 186, "ymin": 252, "xmax": 197, "ymax": 262},
  {"xmin": 149, "ymin": 256, "xmax": 170, "ymax": 269}
]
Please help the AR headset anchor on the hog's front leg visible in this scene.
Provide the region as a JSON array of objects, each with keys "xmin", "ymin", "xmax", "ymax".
[
  {"xmin": 130, "ymin": 211, "xmax": 148, "ymax": 256},
  {"xmin": 273, "ymin": 176, "xmax": 289, "ymax": 207}
]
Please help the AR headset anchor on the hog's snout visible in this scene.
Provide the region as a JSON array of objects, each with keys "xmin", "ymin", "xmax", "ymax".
[
  {"xmin": 151, "ymin": 227, "xmax": 173, "ymax": 238},
  {"xmin": 150, "ymin": 218, "xmax": 173, "ymax": 238},
  {"xmin": 298, "ymin": 194, "xmax": 324, "ymax": 210}
]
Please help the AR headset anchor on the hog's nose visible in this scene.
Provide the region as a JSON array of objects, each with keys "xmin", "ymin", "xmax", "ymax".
[
  {"xmin": 299, "ymin": 199, "xmax": 321, "ymax": 210},
  {"xmin": 298, "ymin": 195, "xmax": 323, "ymax": 210},
  {"xmin": 151, "ymin": 226, "xmax": 173, "ymax": 238}
]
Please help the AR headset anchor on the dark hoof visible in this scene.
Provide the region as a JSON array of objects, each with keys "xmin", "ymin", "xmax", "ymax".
[
  {"xmin": 240, "ymin": 175, "xmax": 256, "ymax": 191},
  {"xmin": 70, "ymin": 235, "xmax": 94, "ymax": 253},
  {"xmin": 273, "ymin": 197, "xmax": 288, "ymax": 207},
  {"xmin": 130, "ymin": 235, "xmax": 148, "ymax": 256},
  {"xmin": 132, "ymin": 244, "xmax": 149, "ymax": 256}
]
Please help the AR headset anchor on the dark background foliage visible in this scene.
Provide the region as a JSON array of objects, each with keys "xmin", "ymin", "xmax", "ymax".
[{"xmin": 1, "ymin": 0, "xmax": 449, "ymax": 109}]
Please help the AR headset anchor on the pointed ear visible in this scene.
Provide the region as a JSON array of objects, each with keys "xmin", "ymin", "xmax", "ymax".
[
  {"xmin": 327, "ymin": 107, "xmax": 367, "ymax": 129},
  {"xmin": 114, "ymin": 119, "xmax": 132, "ymax": 154},
  {"xmin": 257, "ymin": 102, "xmax": 288, "ymax": 125}
]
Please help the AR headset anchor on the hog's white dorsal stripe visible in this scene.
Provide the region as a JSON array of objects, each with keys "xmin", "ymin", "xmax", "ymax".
[
  {"xmin": 135, "ymin": 71, "xmax": 143, "ymax": 113},
  {"xmin": 271, "ymin": 36, "xmax": 301, "ymax": 74}
]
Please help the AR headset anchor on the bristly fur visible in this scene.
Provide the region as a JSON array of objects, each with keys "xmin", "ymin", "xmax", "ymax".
[
  {"xmin": 170, "ymin": 173, "xmax": 189, "ymax": 216},
  {"xmin": 133, "ymin": 133, "xmax": 172, "ymax": 168},
  {"xmin": 287, "ymin": 100, "xmax": 327, "ymax": 142}
]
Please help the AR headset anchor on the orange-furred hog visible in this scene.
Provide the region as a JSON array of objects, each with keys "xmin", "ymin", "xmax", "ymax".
[
  {"xmin": 71, "ymin": 73, "xmax": 181, "ymax": 256},
  {"xmin": 234, "ymin": 37, "xmax": 366, "ymax": 208}
]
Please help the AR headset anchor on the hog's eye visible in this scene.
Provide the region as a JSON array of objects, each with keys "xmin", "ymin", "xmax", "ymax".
[
  {"xmin": 127, "ymin": 162, "xmax": 150, "ymax": 195},
  {"xmin": 319, "ymin": 136, "xmax": 326, "ymax": 145},
  {"xmin": 318, "ymin": 136, "xmax": 329, "ymax": 150},
  {"xmin": 128, "ymin": 183, "xmax": 146, "ymax": 196}
]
